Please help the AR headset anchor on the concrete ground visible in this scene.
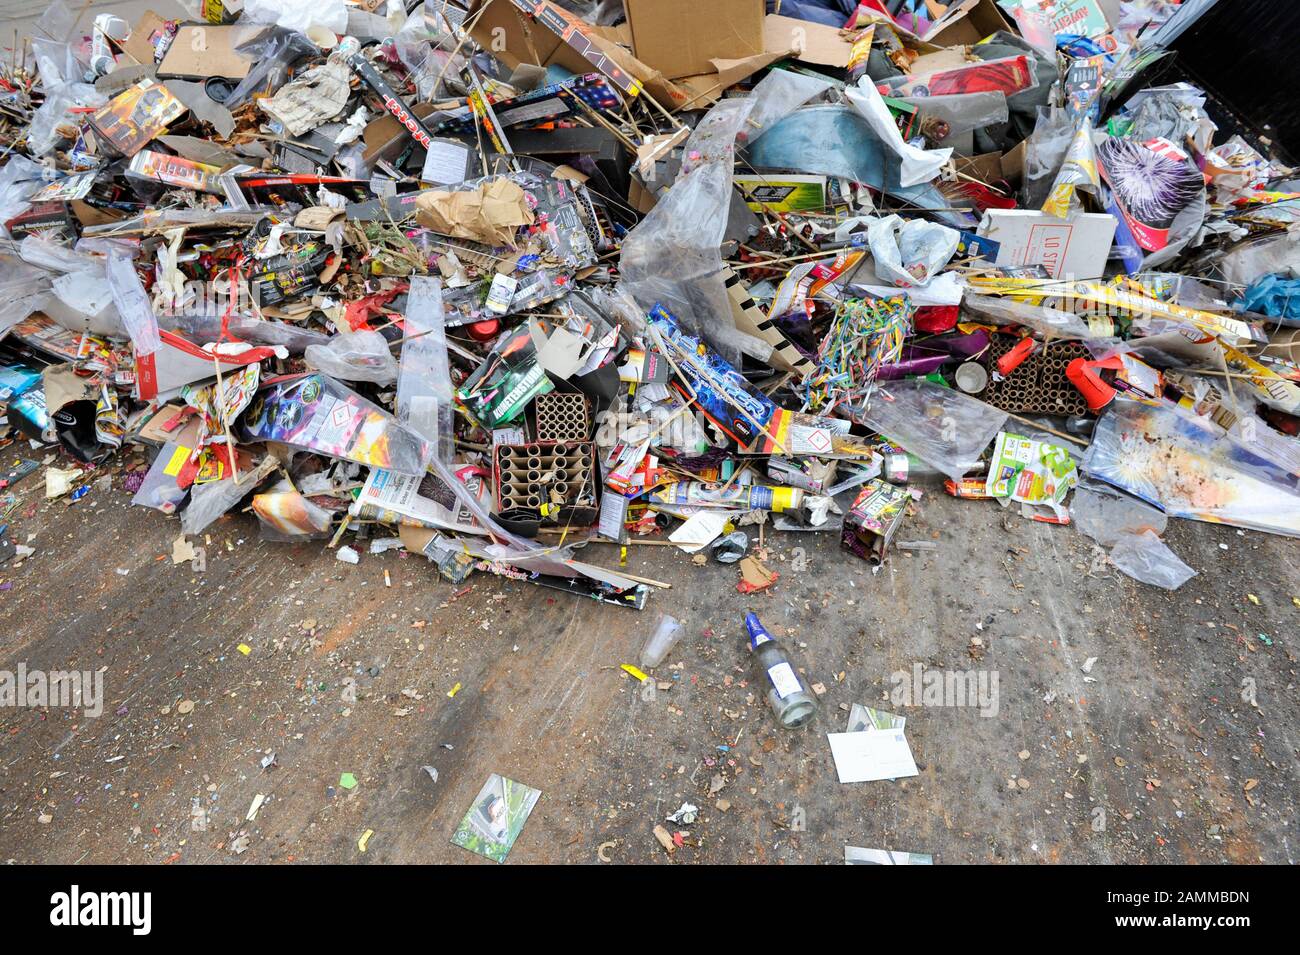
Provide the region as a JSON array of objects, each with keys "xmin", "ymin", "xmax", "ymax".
[{"xmin": 0, "ymin": 451, "xmax": 1295, "ymax": 865}]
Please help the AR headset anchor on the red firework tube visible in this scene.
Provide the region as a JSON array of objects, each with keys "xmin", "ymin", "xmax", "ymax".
[
  {"xmin": 347, "ymin": 52, "xmax": 434, "ymax": 150},
  {"xmin": 996, "ymin": 337, "xmax": 1037, "ymax": 377}
]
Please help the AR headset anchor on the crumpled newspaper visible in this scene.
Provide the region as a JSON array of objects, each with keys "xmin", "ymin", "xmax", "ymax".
[{"xmin": 258, "ymin": 60, "xmax": 350, "ymax": 136}]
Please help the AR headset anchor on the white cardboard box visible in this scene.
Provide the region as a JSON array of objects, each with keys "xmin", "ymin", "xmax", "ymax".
[{"xmin": 977, "ymin": 210, "xmax": 1118, "ymax": 279}]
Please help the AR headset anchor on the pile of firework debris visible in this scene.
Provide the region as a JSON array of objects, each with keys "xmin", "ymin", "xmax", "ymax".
[{"xmin": 2, "ymin": 0, "xmax": 1299, "ymax": 606}]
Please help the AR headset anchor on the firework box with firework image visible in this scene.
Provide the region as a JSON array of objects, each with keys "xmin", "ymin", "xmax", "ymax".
[
  {"xmin": 996, "ymin": 0, "xmax": 1111, "ymax": 40},
  {"xmin": 1097, "ymin": 137, "xmax": 1205, "ymax": 252},
  {"xmin": 456, "ymin": 324, "xmax": 556, "ymax": 429},
  {"xmin": 238, "ymin": 373, "xmax": 431, "ymax": 476}
]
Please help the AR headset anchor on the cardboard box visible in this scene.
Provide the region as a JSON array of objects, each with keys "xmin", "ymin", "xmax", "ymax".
[
  {"xmin": 977, "ymin": 210, "xmax": 1117, "ymax": 280},
  {"xmin": 624, "ymin": 0, "xmax": 765, "ymax": 79},
  {"xmin": 469, "ymin": 0, "xmax": 784, "ymax": 111},
  {"xmin": 924, "ymin": 0, "xmax": 1014, "ymax": 47}
]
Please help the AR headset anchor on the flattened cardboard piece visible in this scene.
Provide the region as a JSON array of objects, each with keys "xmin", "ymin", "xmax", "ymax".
[
  {"xmin": 120, "ymin": 11, "xmax": 171, "ymax": 68},
  {"xmin": 136, "ymin": 403, "xmax": 201, "ymax": 446},
  {"xmin": 531, "ymin": 324, "xmax": 593, "ymax": 380},
  {"xmin": 722, "ymin": 267, "xmax": 814, "ymax": 376},
  {"xmin": 70, "ymin": 200, "xmax": 128, "ymax": 228},
  {"xmin": 470, "ymin": 1, "xmax": 648, "ymax": 95},
  {"xmin": 469, "ymin": 0, "xmax": 691, "ymax": 110},
  {"xmin": 135, "ymin": 330, "xmax": 278, "ymax": 402},
  {"xmin": 157, "ymin": 135, "xmax": 243, "ymax": 167},
  {"xmin": 763, "ymin": 14, "xmax": 855, "ymax": 68},
  {"xmin": 624, "ymin": 0, "xmax": 765, "ymax": 80},
  {"xmin": 157, "ymin": 24, "xmax": 257, "ymax": 80},
  {"xmin": 162, "ymin": 78, "xmax": 236, "ymax": 138},
  {"xmin": 672, "ymin": 50, "xmax": 789, "ymax": 111}
]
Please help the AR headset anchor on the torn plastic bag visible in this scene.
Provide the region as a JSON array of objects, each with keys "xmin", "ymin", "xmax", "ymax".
[
  {"xmin": 304, "ymin": 330, "xmax": 399, "ymax": 385},
  {"xmin": 394, "ymin": 2, "xmax": 458, "ymax": 101},
  {"xmin": 181, "ymin": 458, "xmax": 279, "ymax": 536},
  {"xmin": 1220, "ymin": 231, "xmax": 1300, "ymax": 288},
  {"xmin": 397, "ymin": 276, "xmax": 456, "ymax": 464},
  {"xmin": 742, "ymin": 69, "xmax": 835, "ymax": 146},
  {"xmin": 159, "ymin": 312, "xmax": 330, "ymax": 354},
  {"xmin": 1021, "ymin": 107, "xmax": 1075, "ymax": 208},
  {"xmin": 105, "ymin": 253, "xmax": 161, "ymax": 356},
  {"xmin": 1236, "ymin": 274, "xmax": 1300, "ymax": 326},
  {"xmin": 27, "ymin": 80, "xmax": 106, "ymax": 157},
  {"xmin": 860, "ymin": 379, "xmax": 1008, "ymax": 482},
  {"xmin": 866, "ymin": 215, "xmax": 960, "ymax": 288},
  {"xmin": 0, "ymin": 155, "xmax": 45, "ymax": 236},
  {"xmin": 622, "ymin": 97, "xmax": 768, "ymax": 367},
  {"xmin": 1070, "ymin": 478, "xmax": 1168, "ymax": 547},
  {"xmin": 1082, "ymin": 398, "xmax": 1300, "ymax": 537},
  {"xmin": 745, "ymin": 106, "xmax": 968, "ymax": 227},
  {"xmin": 1108, "ymin": 530, "xmax": 1196, "ymax": 590},
  {"xmin": 896, "ymin": 92, "xmax": 1010, "ymax": 141},
  {"xmin": 0, "ymin": 249, "xmax": 54, "ymax": 335},
  {"xmin": 222, "ymin": 28, "xmax": 318, "ymax": 108}
]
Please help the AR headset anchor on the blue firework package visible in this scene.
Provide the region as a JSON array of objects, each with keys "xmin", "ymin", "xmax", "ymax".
[
  {"xmin": 238, "ymin": 373, "xmax": 430, "ymax": 476},
  {"xmin": 646, "ymin": 304, "xmax": 780, "ymax": 451}
]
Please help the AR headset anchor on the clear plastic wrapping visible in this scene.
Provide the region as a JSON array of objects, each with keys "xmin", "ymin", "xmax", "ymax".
[
  {"xmin": 397, "ymin": 276, "xmax": 456, "ymax": 464},
  {"xmin": 861, "ymin": 379, "xmax": 1008, "ymax": 481},
  {"xmin": 896, "ymin": 91, "xmax": 1010, "ymax": 139},
  {"xmin": 222, "ymin": 28, "xmax": 319, "ymax": 108},
  {"xmin": 1070, "ymin": 479, "xmax": 1168, "ymax": 546},
  {"xmin": 304, "ymin": 330, "xmax": 399, "ymax": 384},
  {"xmin": 1083, "ymin": 398, "xmax": 1300, "ymax": 537},
  {"xmin": 743, "ymin": 69, "xmax": 834, "ymax": 146},
  {"xmin": 1108, "ymin": 530, "xmax": 1196, "ymax": 590},
  {"xmin": 962, "ymin": 293, "xmax": 1093, "ymax": 340},
  {"xmin": 105, "ymin": 253, "xmax": 161, "ymax": 356},
  {"xmin": 622, "ymin": 97, "xmax": 767, "ymax": 366}
]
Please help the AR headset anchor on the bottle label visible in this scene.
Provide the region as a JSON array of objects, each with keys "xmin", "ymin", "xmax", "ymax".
[{"xmin": 767, "ymin": 662, "xmax": 802, "ymax": 700}]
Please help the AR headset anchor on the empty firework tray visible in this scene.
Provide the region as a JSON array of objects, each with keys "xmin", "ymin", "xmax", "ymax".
[
  {"xmin": 494, "ymin": 441, "xmax": 599, "ymax": 527},
  {"xmin": 532, "ymin": 391, "xmax": 591, "ymax": 443},
  {"xmin": 979, "ymin": 336, "xmax": 1091, "ymax": 417}
]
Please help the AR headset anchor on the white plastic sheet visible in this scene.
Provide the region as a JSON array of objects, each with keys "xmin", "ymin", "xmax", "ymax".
[{"xmin": 844, "ymin": 79, "xmax": 952, "ymax": 188}]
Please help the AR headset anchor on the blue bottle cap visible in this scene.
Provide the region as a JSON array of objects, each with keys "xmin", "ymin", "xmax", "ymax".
[{"xmin": 745, "ymin": 612, "xmax": 771, "ymax": 648}]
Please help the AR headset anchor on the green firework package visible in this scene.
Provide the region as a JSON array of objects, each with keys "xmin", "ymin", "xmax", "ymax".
[{"xmin": 456, "ymin": 325, "xmax": 555, "ymax": 429}]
